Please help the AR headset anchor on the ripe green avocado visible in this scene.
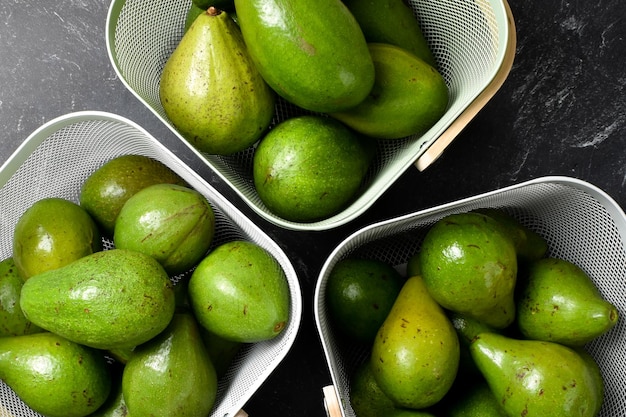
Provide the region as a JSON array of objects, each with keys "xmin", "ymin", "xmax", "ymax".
[
  {"xmin": 419, "ymin": 212, "xmax": 518, "ymax": 329},
  {"xmin": 113, "ymin": 183, "xmax": 215, "ymax": 275},
  {"xmin": 234, "ymin": 0, "xmax": 375, "ymax": 112},
  {"xmin": 19, "ymin": 249, "xmax": 175, "ymax": 350},
  {"xmin": 12, "ymin": 197, "xmax": 102, "ymax": 280},
  {"xmin": 253, "ymin": 115, "xmax": 374, "ymax": 222},
  {"xmin": 0, "ymin": 332, "xmax": 111, "ymax": 417},
  {"xmin": 188, "ymin": 240, "xmax": 290, "ymax": 343}
]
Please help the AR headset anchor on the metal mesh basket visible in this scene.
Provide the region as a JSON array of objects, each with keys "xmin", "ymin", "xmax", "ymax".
[
  {"xmin": 0, "ymin": 111, "xmax": 302, "ymax": 417},
  {"xmin": 314, "ymin": 176, "xmax": 626, "ymax": 417},
  {"xmin": 106, "ymin": 0, "xmax": 516, "ymax": 231}
]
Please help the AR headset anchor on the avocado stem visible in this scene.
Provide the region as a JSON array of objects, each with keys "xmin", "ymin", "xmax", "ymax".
[{"xmin": 207, "ymin": 6, "xmax": 222, "ymax": 16}]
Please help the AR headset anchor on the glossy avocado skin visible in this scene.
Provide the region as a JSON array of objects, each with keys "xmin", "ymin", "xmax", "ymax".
[
  {"xmin": 19, "ymin": 248, "xmax": 176, "ymax": 350},
  {"xmin": 12, "ymin": 197, "xmax": 102, "ymax": 280},
  {"xmin": 234, "ymin": 0, "xmax": 375, "ymax": 113},
  {"xmin": 122, "ymin": 313, "xmax": 218, "ymax": 417},
  {"xmin": 0, "ymin": 332, "xmax": 111, "ymax": 417},
  {"xmin": 371, "ymin": 275, "xmax": 460, "ymax": 409}
]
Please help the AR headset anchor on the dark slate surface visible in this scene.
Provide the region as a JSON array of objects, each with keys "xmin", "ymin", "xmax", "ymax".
[{"xmin": 1, "ymin": 1, "xmax": 625, "ymax": 416}]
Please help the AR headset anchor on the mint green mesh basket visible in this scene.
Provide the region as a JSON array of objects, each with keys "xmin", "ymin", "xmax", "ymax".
[
  {"xmin": 0, "ymin": 111, "xmax": 302, "ymax": 417},
  {"xmin": 106, "ymin": 0, "xmax": 515, "ymax": 231},
  {"xmin": 314, "ymin": 176, "xmax": 626, "ymax": 417}
]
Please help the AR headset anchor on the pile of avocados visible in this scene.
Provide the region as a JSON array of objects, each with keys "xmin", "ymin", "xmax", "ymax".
[
  {"xmin": 325, "ymin": 210, "xmax": 618, "ymax": 417},
  {"xmin": 160, "ymin": 0, "xmax": 450, "ymax": 223},
  {"xmin": 0, "ymin": 154, "xmax": 291, "ymax": 417}
]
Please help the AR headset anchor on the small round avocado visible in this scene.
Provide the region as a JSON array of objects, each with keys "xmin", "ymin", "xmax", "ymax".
[
  {"xmin": 79, "ymin": 154, "xmax": 187, "ymax": 237},
  {"xmin": 253, "ymin": 115, "xmax": 373, "ymax": 222},
  {"xmin": 12, "ymin": 197, "xmax": 102, "ymax": 280},
  {"xmin": 325, "ymin": 258, "xmax": 404, "ymax": 343},
  {"xmin": 188, "ymin": 240, "xmax": 290, "ymax": 343}
]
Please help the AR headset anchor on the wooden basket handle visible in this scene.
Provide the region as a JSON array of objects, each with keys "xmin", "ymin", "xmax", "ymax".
[{"xmin": 414, "ymin": 0, "xmax": 517, "ymax": 171}]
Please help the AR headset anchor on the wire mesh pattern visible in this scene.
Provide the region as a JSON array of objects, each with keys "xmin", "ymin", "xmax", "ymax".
[
  {"xmin": 106, "ymin": 0, "xmax": 510, "ymax": 230},
  {"xmin": 0, "ymin": 111, "xmax": 302, "ymax": 417},
  {"xmin": 314, "ymin": 177, "xmax": 626, "ymax": 417}
]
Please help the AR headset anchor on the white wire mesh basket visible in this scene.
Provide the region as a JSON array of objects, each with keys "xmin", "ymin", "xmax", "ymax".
[
  {"xmin": 106, "ymin": 0, "xmax": 516, "ymax": 231},
  {"xmin": 0, "ymin": 111, "xmax": 302, "ymax": 417},
  {"xmin": 314, "ymin": 176, "xmax": 626, "ymax": 417}
]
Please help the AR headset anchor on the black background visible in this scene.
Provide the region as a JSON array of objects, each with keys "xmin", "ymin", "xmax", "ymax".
[{"xmin": 1, "ymin": 1, "xmax": 625, "ymax": 416}]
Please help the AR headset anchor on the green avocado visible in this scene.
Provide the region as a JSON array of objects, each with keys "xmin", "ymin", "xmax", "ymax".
[
  {"xmin": 188, "ymin": 240, "xmax": 290, "ymax": 343},
  {"xmin": 12, "ymin": 197, "xmax": 102, "ymax": 280},
  {"xmin": 234, "ymin": 0, "xmax": 375, "ymax": 112},
  {"xmin": 371, "ymin": 275, "xmax": 459, "ymax": 409},
  {"xmin": 253, "ymin": 115, "xmax": 374, "ymax": 222},
  {"xmin": 419, "ymin": 212, "xmax": 518, "ymax": 329},
  {"xmin": 470, "ymin": 333, "xmax": 603, "ymax": 417},
  {"xmin": 122, "ymin": 313, "xmax": 218, "ymax": 417},
  {"xmin": 19, "ymin": 249, "xmax": 175, "ymax": 350},
  {"xmin": 516, "ymin": 257, "xmax": 619, "ymax": 346},
  {"xmin": 0, "ymin": 332, "xmax": 111, "ymax": 417},
  {"xmin": 325, "ymin": 258, "xmax": 404, "ymax": 343},
  {"xmin": 113, "ymin": 183, "xmax": 215, "ymax": 275}
]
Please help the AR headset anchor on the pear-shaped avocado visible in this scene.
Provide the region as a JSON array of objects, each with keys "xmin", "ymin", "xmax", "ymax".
[
  {"xmin": 330, "ymin": 43, "xmax": 448, "ymax": 140},
  {"xmin": 20, "ymin": 249, "xmax": 175, "ymax": 350},
  {"xmin": 516, "ymin": 257, "xmax": 619, "ymax": 346},
  {"xmin": 122, "ymin": 313, "xmax": 218, "ymax": 417},
  {"xmin": 188, "ymin": 240, "xmax": 290, "ymax": 343},
  {"xmin": 12, "ymin": 197, "xmax": 102, "ymax": 280},
  {"xmin": 234, "ymin": 0, "xmax": 375, "ymax": 112},
  {"xmin": 0, "ymin": 332, "xmax": 111, "ymax": 417},
  {"xmin": 341, "ymin": 0, "xmax": 436, "ymax": 66},
  {"xmin": 160, "ymin": 7, "xmax": 275, "ymax": 155},
  {"xmin": 371, "ymin": 275, "xmax": 459, "ymax": 409},
  {"xmin": 470, "ymin": 332, "xmax": 603, "ymax": 417},
  {"xmin": 419, "ymin": 212, "xmax": 518, "ymax": 329},
  {"xmin": 0, "ymin": 257, "xmax": 43, "ymax": 336},
  {"xmin": 326, "ymin": 258, "xmax": 404, "ymax": 344},
  {"xmin": 253, "ymin": 115, "xmax": 374, "ymax": 222},
  {"xmin": 79, "ymin": 154, "xmax": 187, "ymax": 237},
  {"xmin": 114, "ymin": 183, "xmax": 215, "ymax": 275}
]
